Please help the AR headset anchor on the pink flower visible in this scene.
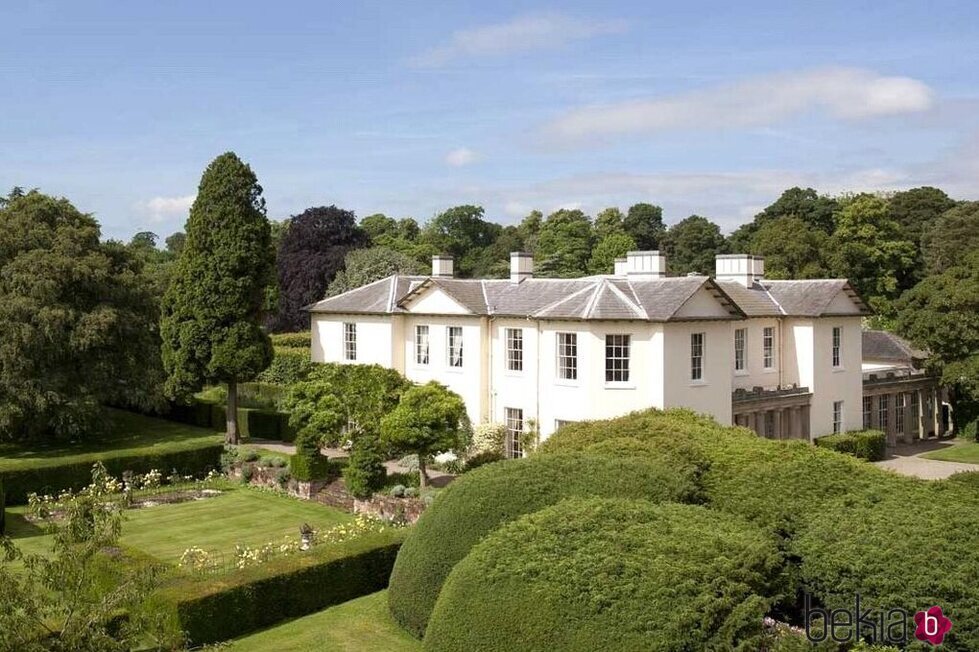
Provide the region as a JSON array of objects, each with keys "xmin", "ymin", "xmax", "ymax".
[{"xmin": 914, "ymin": 606, "xmax": 952, "ymax": 645}]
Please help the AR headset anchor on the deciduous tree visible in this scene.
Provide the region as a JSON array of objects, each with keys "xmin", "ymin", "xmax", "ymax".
[
  {"xmin": 589, "ymin": 232, "xmax": 636, "ymax": 274},
  {"xmin": 536, "ymin": 209, "xmax": 593, "ymax": 277},
  {"xmin": 270, "ymin": 205, "xmax": 368, "ymax": 332},
  {"xmin": 662, "ymin": 215, "xmax": 727, "ymax": 276},
  {"xmin": 921, "ymin": 201, "xmax": 979, "ymax": 276},
  {"xmin": 160, "ymin": 152, "xmax": 274, "ymax": 444},
  {"xmin": 326, "ymin": 246, "xmax": 427, "ymax": 297},
  {"xmin": 380, "ymin": 381, "xmax": 468, "ymax": 488},
  {"xmin": 747, "ymin": 216, "xmax": 831, "ymax": 279},
  {"xmin": 0, "ymin": 191, "xmax": 163, "ymax": 441},
  {"xmin": 623, "ymin": 202, "xmax": 665, "ymax": 250}
]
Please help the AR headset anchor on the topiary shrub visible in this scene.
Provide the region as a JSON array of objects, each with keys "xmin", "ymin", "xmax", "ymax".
[
  {"xmin": 343, "ymin": 437, "xmax": 387, "ymax": 499},
  {"xmin": 386, "ymin": 452, "xmax": 702, "ymax": 638},
  {"xmin": 462, "ymin": 450, "xmax": 503, "ymax": 472},
  {"xmin": 541, "ymin": 408, "xmax": 897, "ymax": 537},
  {"xmin": 813, "ymin": 429, "xmax": 887, "ymax": 461},
  {"xmin": 424, "ymin": 498, "xmax": 784, "ymax": 652},
  {"xmin": 793, "ymin": 477, "xmax": 979, "ymax": 650}
]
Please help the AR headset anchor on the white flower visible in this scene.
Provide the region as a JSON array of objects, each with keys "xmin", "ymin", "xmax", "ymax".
[{"xmin": 434, "ymin": 451, "xmax": 458, "ymax": 464}]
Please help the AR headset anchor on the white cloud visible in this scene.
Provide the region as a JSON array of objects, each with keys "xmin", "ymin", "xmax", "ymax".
[
  {"xmin": 542, "ymin": 67, "xmax": 935, "ymax": 146},
  {"xmin": 135, "ymin": 194, "xmax": 195, "ymax": 224},
  {"xmin": 445, "ymin": 147, "xmax": 478, "ymax": 167},
  {"xmin": 410, "ymin": 13, "xmax": 629, "ymax": 67}
]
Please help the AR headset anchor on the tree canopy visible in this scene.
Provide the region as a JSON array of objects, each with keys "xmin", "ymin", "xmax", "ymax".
[
  {"xmin": 623, "ymin": 202, "xmax": 666, "ymax": 250},
  {"xmin": 0, "ymin": 191, "xmax": 163, "ymax": 441},
  {"xmin": 662, "ymin": 215, "xmax": 727, "ymax": 276},
  {"xmin": 326, "ymin": 246, "xmax": 427, "ymax": 297},
  {"xmin": 160, "ymin": 152, "xmax": 274, "ymax": 443},
  {"xmin": 270, "ymin": 205, "xmax": 368, "ymax": 332},
  {"xmin": 921, "ymin": 201, "xmax": 979, "ymax": 276},
  {"xmin": 380, "ymin": 381, "xmax": 468, "ymax": 488},
  {"xmin": 535, "ymin": 209, "xmax": 593, "ymax": 277}
]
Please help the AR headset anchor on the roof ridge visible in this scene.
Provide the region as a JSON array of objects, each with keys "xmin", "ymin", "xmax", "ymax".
[
  {"xmin": 581, "ymin": 281, "xmax": 606, "ymax": 319},
  {"xmin": 307, "ymin": 274, "xmax": 395, "ymax": 310},
  {"xmin": 480, "ymin": 280, "xmax": 491, "ymax": 314},
  {"xmin": 605, "ymin": 280, "xmax": 647, "ymax": 319},
  {"xmin": 531, "ymin": 282, "xmax": 600, "ymax": 318}
]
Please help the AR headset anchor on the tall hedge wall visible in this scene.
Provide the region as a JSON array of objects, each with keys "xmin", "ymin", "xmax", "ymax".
[
  {"xmin": 387, "ymin": 452, "xmax": 702, "ymax": 638},
  {"xmin": 154, "ymin": 529, "xmax": 406, "ymax": 645},
  {"xmin": 165, "ymin": 400, "xmax": 296, "ymax": 443},
  {"xmin": 0, "ymin": 443, "xmax": 223, "ymax": 504},
  {"xmin": 424, "ymin": 499, "xmax": 783, "ymax": 652}
]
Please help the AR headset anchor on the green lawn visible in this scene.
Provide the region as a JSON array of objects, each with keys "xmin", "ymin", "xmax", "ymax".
[
  {"xmin": 0, "ymin": 408, "xmax": 222, "ymax": 473},
  {"xmin": 921, "ymin": 440, "xmax": 979, "ymax": 464},
  {"xmin": 229, "ymin": 591, "xmax": 421, "ymax": 652},
  {"xmin": 5, "ymin": 487, "xmax": 353, "ymax": 565}
]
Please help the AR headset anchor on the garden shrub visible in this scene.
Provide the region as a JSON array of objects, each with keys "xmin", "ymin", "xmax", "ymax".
[
  {"xmin": 269, "ymin": 332, "xmax": 312, "ymax": 349},
  {"xmin": 0, "ymin": 478, "xmax": 5, "ymax": 534},
  {"xmin": 961, "ymin": 419, "xmax": 978, "ymax": 442},
  {"xmin": 540, "ymin": 408, "xmax": 896, "ymax": 536},
  {"xmin": 424, "ymin": 498, "xmax": 784, "ymax": 652},
  {"xmin": 462, "ymin": 450, "xmax": 503, "ymax": 472},
  {"xmin": 256, "ymin": 346, "xmax": 316, "ymax": 386},
  {"xmin": 386, "ymin": 452, "xmax": 701, "ymax": 638},
  {"xmin": 343, "ymin": 437, "xmax": 387, "ymax": 499},
  {"xmin": 793, "ymin": 478, "xmax": 979, "ymax": 650},
  {"xmin": 289, "ymin": 454, "xmax": 339, "ymax": 482},
  {"xmin": 814, "ymin": 429, "xmax": 887, "ymax": 461},
  {"xmin": 154, "ymin": 528, "xmax": 406, "ymax": 645},
  {"xmin": 0, "ymin": 443, "xmax": 223, "ymax": 504},
  {"xmin": 469, "ymin": 422, "xmax": 506, "ymax": 456}
]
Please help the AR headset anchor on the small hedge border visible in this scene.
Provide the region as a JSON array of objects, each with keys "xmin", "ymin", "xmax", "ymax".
[
  {"xmin": 0, "ymin": 443, "xmax": 223, "ymax": 504},
  {"xmin": 290, "ymin": 453, "xmax": 344, "ymax": 482},
  {"xmin": 166, "ymin": 400, "xmax": 297, "ymax": 443},
  {"xmin": 813, "ymin": 429, "xmax": 887, "ymax": 461},
  {"xmin": 154, "ymin": 529, "xmax": 406, "ymax": 645}
]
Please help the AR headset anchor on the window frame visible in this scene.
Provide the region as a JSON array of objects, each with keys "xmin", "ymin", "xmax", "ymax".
[
  {"xmin": 762, "ymin": 326, "xmax": 775, "ymax": 370},
  {"xmin": 505, "ymin": 328, "xmax": 524, "ymax": 373},
  {"xmin": 505, "ymin": 407, "xmax": 524, "ymax": 459},
  {"xmin": 878, "ymin": 394, "xmax": 889, "ymax": 432},
  {"xmin": 895, "ymin": 393, "xmax": 906, "ymax": 435},
  {"xmin": 863, "ymin": 396, "xmax": 873, "ymax": 429},
  {"xmin": 343, "ymin": 322, "xmax": 357, "ymax": 361},
  {"xmin": 690, "ymin": 332, "xmax": 705, "ymax": 382},
  {"xmin": 734, "ymin": 327, "xmax": 747, "ymax": 373},
  {"xmin": 556, "ymin": 332, "xmax": 578, "ymax": 382},
  {"xmin": 604, "ymin": 334, "xmax": 631, "ymax": 384},
  {"xmin": 447, "ymin": 326, "xmax": 464, "ymax": 369},
  {"xmin": 414, "ymin": 325, "xmax": 430, "ymax": 366},
  {"xmin": 833, "ymin": 400, "xmax": 844, "ymax": 434},
  {"xmin": 832, "ymin": 326, "xmax": 843, "ymax": 368}
]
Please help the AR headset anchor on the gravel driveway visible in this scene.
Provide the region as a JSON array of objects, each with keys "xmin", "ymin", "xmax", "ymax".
[{"xmin": 874, "ymin": 440, "xmax": 979, "ymax": 480}]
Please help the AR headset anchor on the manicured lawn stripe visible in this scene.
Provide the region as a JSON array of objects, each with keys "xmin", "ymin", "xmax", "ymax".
[
  {"xmin": 228, "ymin": 591, "xmax": 421, "ymax": 652},
  {"xmin": 120, "ymin": 489, "xmax": 353, "ymax": 562}
]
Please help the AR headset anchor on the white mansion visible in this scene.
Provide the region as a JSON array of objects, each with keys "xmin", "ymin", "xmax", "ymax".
[{"xmin": 308, "ymin": 251, "xmax": 948, "ymax": 457}]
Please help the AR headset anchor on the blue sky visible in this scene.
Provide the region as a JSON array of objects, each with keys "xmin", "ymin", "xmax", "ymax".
[{"xmin": 2, "ymin": 1, "xmax": 978, "ymax": 241}]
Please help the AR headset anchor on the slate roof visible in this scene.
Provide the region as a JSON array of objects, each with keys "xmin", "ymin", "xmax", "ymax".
[
  {"xmin": 307, "ymin": 274, "xmax": 867, "ymax": 322},
  {"xmin": 309, "ymin": 275, "xmax": 745, "ymax": 321},
  {"xmin": 763, "ymin": 280, "xmax": 871, "ymax": 317},
  {"xmin": 862, "ymin": 330, "xmax": 928, "ymax": 362}
]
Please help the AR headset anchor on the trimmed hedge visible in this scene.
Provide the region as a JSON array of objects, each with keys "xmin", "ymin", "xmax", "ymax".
[
  {"xmin": 166, "ymin": 399, "xmax": 295, "ymax": 442},
  {"xmin": 424, "ymin": 499, "xmax": 783, "ymax": 652},
  {"xmin": 387, "ymin": 452, "xmax": 702, "ymax": 638},
  {"xmin": 540, "ymin": 408, "xmax": 898, "ymax": 535},
  {"xmin": 0, "ymin": 443, "xmax": 223, "ymax": 504},
  {"xmin": 289, "ymin": 453, "xmax": 343, "ymax": 482},
  {"xmin": 814, "ymin": 429, "xmax": 887, "ymax": 461},
  {"xmin": 269, "ymin": 332, "xmax": 312, "ymax": 349},
  {"xmin": 256, "ymin": 346, "xmax": 316, "ymax": 386},
  {"xmin": 154, "ymin": 529, "xmax": 406, "ymax": 645},
  {"xmin": 793, "ymin": 478, "xmax": 979, "ymax": 650}
]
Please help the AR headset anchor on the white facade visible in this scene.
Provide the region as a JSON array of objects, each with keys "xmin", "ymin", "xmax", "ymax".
[{"xmin": 309, "ymin": 253, "xmax": 871, "ymax": 452}]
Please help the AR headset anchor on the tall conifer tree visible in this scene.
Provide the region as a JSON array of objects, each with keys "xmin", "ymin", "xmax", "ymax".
[{"xmin": 161, "ymin": 152, "xmax": 273, "ymax": 443}]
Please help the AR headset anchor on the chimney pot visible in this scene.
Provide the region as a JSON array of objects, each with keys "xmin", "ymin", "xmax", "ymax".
[
  {"xmin": 432, "ymin": 255, "xmax": 454, "ymax": 278},
  {"xmin": 510, "ymin": 252, "xmax": 534, "ymax": 283},
  {"xmin": 625, "ymin": 251, "xmax": 666, "ymax": 278},
  {"xmin": 715, "ymin": 254, "xmax": 764, "ymax": 287}
]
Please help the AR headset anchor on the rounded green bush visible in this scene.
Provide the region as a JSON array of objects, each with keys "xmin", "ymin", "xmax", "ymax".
[
  {"xmin": 793, "ymin": 478, "xmax": 979, "ymax": 651},
  {"xmin": 386, "ymin": 452, "xmax": 702, "ymax": 638},
  {"xmin": 424, "ymin": 498, "xmax": 783, "ymax": 652},
  {"xmin": 541, "ymin": 408, "xmax": 901, "ymax": 535}
]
